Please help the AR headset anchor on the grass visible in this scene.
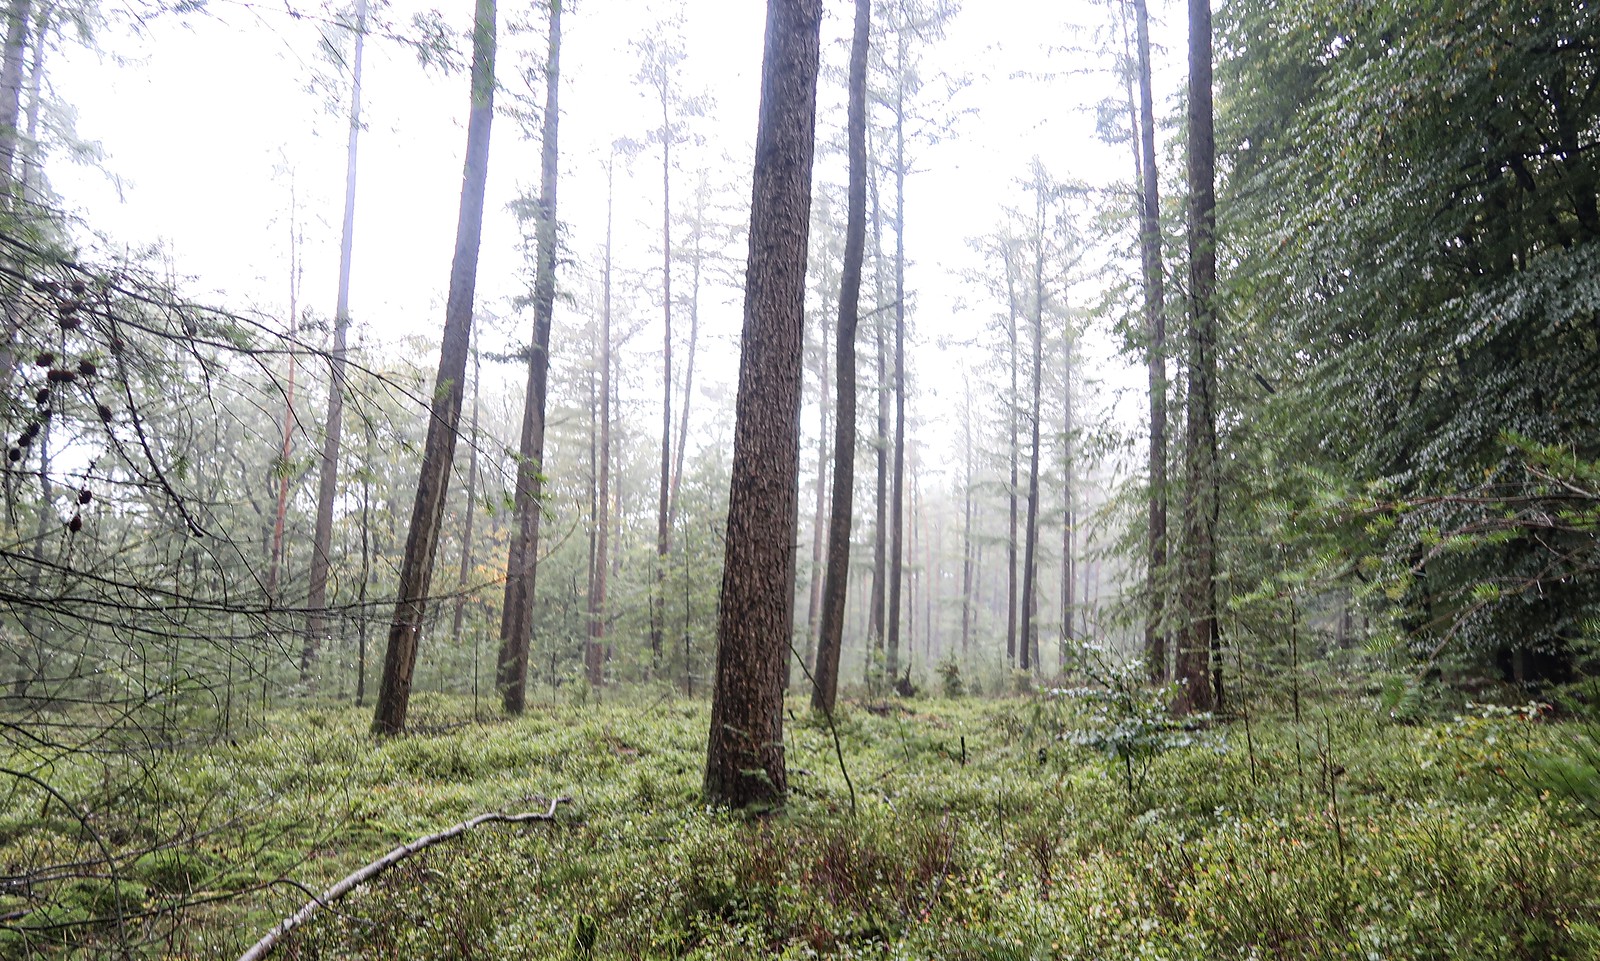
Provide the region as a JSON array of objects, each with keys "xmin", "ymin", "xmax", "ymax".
[{"xmin": 3, "ymin": 689, "xmax": 1599, "ymax": 959}]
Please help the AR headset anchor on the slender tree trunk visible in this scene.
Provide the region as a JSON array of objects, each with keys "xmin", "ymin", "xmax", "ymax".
[
  {"xmin": 18, "ymin": 0, "xmax": 42, "ymax": 198},
  {"xmin": 668, "ymin": 173, "xmax": 707, "ymax": 530},
  {"xmin": 1133, "ymin": 0, "xmax": 1169, "ymax": 685},
  {"xmin": 355, "ymin": 429, "xmax": 373, "ymax": 706},
  {"xmin": 885, "ymin": 18, "xmax": 907, "ymax": 683},
  {"xmin": 302, "ymin": 0, "xmax": 367, "ymax": 684},
  {"xmin": 0, "ymin": 0, "xmax": 29, "ymax": 190},
  {"xmin": 1176, "ymin": 0, "xmax": 1218, "ymax": 716},
  {"xmin": 652, "ymin": 74, "xmax": 675, "ymax": 676},
  {"xmin": 704, "ymin": 0, "xmax": 821, "ymax": 808},
  {"xmin": 370, "ymin": 0, "xmax": 497, "ymax": 735},
  {"xmin": 450, "ymin": 344, "xmax": 481, "ymax": 646},
  {"xmin": 1004, "ymin": 243, "xmax": 1020, "ymax": 669},
  {"xmin": 959, "ymin": 370, "xmax": 974, "ymax": 661},
  {"xmin": 812, "ymin": 0, "xmax": 866, "ymax": 712},
  {"xmin": 1004, "ymin": 238, "xmax": 1017, "ymax": 668},
  {"xmin": 588, "ymin": 156, "xmax": 615, "ymax": 689},
  {"xmin": 866, "ymin": 146, "xmax": 889, "ymax": 676},
  {"xmin": 496, "ymin": 0, "xmax": 561, "ymax": 715},
  {"xmin": 1060, "ymin": 338, "xmax": 1074, "ymax": 674},
  {"xmin": 802, "ymin": 308, "xmax": 829, "ymax": 672},
  {"xmin": 1019, "ymin": 184, "xmax": 1045, "ymax": 675},
  {"xmin": 268, "ymin": 196, "xmax": 301, "ymax": 605}
]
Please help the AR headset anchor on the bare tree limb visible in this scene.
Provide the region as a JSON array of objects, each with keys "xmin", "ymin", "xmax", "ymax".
[{"xmin": 236, "ymin": 796, "xmax": 570, "ymax": 961}]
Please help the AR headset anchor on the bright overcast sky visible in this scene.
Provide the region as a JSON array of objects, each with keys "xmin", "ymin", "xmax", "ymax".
[{"xmin": 47, "ymin": 0, "xmax": 1188, "ymax": 482}]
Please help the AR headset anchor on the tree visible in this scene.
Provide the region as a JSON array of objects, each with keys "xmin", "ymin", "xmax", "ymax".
[
  {"xmin": 703, "ymin": 0, "xmax": 821, "ymax": 809},
  {"xmin": 497, "ymin": 0, "xmax": 562, "ymax": 715},
  {"xmin": 811, "ymin": 0, "xmax": 869, "ymax": 714},
  {"xmin": 1131, "ymin": 0, "xmax": 1168, "ymax": 685},
  {"xmin": 1175, "ymin": 0, "xmax": 1218, "ymax": 716},
  {"xmin": 1018, "ymin": 162, "xmax": 1051, "ymax": 675},
  {"xmin": 371, "ymin": 0, "xmax": 497, "ymax": 735},
  {"xmin": 302, "ymin": 0, "xmax": 368, "ymax": 685}
]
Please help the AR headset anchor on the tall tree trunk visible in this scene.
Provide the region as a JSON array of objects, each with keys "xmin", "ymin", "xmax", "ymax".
[
  {"xmin": 355, "ymin": 423, "xmax": 373, "ymax": 706},
  {"xmin": 802, "ymin": 308, "xmax": 829, "ymax": 672},
  {"xmin": 497, "ymin": 0, "xmax": 561, "ymax": 715},
  {"xmin": 1060, "ymin": 337, "xmax": 1074, "ymax": 674},
  {"xmin": 652, "ymin": 71, "xmax": 675, "ymax": 676},
  {"xmin": 1133, "ymin": 0, "xmax": 1169, "ymax": 685},
  {"xmin": 302, "ymin": 0, "xmax": 367, "ymax": 684},
  {"xmin": 1019, "ymin": 183, "xmax": 1045, "ymax": 675},
  {"xmin": 704, "ymin": 0, "xmax": 821, "ymax": 808},
  {"xmin": 668, "ymin": 173, "xmax": 708, "ymax": 531},
  {"xmin": 959, "ymin": 369, "xmax": 974, "ymax": 661},
  {"xmin": 0, "ymin": 0, "xmax": 29, "ymax": 190},
  {"xmin": 588, "ymin": 155, "xmax": 615, "ymax": 689},
  {"xmin": 1004, "ymin": 243, "xmax": 1020, "ymax": 668},
  {"xmin": 450, "ymin": 343, "xmax": 481, "ymax": 647},
  {"xmin": 812, "ymin": 0, "xmax": 867, "ymax": 712},
  {"xmin": 1176, "ymin": 0, "xmax": 1218, "ymax": 716},
  {"xmin": 371, "ymin": 0, "xmax": 497, "ymax": 735},
  {"xmin": 267, "ymin": 193, "xmax": 301, "ymax": 605},
  {"xmin": 885, "ymin": 16, "xmax": 907, "ymax": 683},
  {"xmin": 866, "ymin": 144, "xmax": 889, "ymax": 677}
]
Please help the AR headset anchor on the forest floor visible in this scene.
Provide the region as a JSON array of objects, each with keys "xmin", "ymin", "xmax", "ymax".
[{"xmin": 5, "ymin": 686, "xmax": 1600, "ymax": 960}]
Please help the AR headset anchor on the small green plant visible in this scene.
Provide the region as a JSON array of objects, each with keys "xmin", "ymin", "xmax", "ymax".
[
  {"xmin": 937, "ymin": 657, "xmax": 965, "ymax": 698},
  {"xmin": 1059, "ymin": 646, "xmax": 1209, "ymax": 804}
]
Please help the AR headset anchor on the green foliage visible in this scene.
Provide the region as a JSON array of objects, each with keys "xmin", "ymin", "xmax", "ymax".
[
  {"xmin": 10, "ymin": 695, "xmax": 1600, "ymax": 958},
  {"xmin": 1057, "ymin": 649, "xmax": 1210, "ymax": 802}
]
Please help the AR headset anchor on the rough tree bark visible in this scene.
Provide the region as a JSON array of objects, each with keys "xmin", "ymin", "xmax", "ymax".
[
  {"xmin": 496, "ymin": 0, "xmax": 561, "ymax": 715},
  {"xmin": 1176, "ymin": 0, "xmax": 1219, "ymax": 716},
  {"xmin": 302, "ymin": 0, "xmax": 367, "ymax": 684},
  {"xmin": 371, "ymin": 0, "xmax": 497, "ymax": 735},
  {"xmin": 810, "ymin": 0, "xmax": 868, "ymax": 715},
  {"xmin": 703, "ymin": 0, "xmax": 821, "ymax": 809}
]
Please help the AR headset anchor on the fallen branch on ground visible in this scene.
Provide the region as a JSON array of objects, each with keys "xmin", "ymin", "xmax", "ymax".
[{"xmin": 237, "ymin": 796, "xmax": 571, "ymax": 961}]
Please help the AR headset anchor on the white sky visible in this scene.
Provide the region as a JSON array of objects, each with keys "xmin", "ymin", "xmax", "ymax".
[{"xmin": 47, "ymin": 0, "xmax": 1189, "ymax": 494}]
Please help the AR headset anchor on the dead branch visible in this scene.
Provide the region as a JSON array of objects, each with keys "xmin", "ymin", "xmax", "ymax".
[{"xmin": 235, "ymin": 796, "xmax": 571, "ymax": 961}]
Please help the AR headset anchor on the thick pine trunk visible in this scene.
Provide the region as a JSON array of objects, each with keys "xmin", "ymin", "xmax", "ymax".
[
  {"xmin": 704, "ymin": 0, "xmax": 821, "ymax": 809},
  {"xmin": 371, "ymin": 0, "xmax": 496, "ymax": 735},
  {"xmin": 302, "ymin": 0, "xmax": 367, "ymax": 684},
  {"xmin": 811, "ymin": 0, "xmax": 866, "ymax": 712},
  {"xmin": 1176, "ymin": 0, "xmax": 1218, "ymax": 716}
]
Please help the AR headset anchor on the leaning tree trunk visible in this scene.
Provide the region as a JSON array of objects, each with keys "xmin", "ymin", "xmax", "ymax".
[
  {"xmin": 1176, "ymin": 0, "xmax": 1218, "ymax": 716},
  {"xmin": 704, "ymin": 0, "xmax": 821, "ymax": 809},
  {"xmin": 1133, "ymin": 0, "xmax": 1169, "ymax": 685},
  {"xmin": 302, "ymin": 0, "xmax": 368, "ymax": 684},
  {"xmin": 371, "ymin": 0, "xmax": 497, "ymax": 735},
  {"xmin": 496, "ymin": 0, "xmax": 561, "ymax": 715},
  {"xmin": 810, "ymin": 0, "xmax": 868, "ymax": 714}
]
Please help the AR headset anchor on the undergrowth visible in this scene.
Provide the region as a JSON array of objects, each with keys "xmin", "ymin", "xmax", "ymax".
[{"xmin": 3, "ymin": 691, "xmax": 1599, "ymax": 959}]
